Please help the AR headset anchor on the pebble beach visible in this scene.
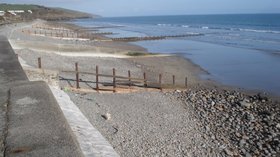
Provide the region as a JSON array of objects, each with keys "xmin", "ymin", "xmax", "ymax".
[{"xmin": 2, "ymin": 19, "xmax": 279, "ymax": 157}]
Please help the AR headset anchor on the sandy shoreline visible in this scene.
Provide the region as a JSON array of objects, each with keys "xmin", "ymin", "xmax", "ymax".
[
  {"xmin": 6, "ymin": 19, "xmax": 212, "ymax": 88},
  {"xmin": 2, "ymin": 19, "xmax": 279, "ymax": 157}
]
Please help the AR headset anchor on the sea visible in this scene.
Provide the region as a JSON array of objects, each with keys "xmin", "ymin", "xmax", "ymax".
[{"xmin": 70, "ymin": 14, "xmax": 280, "ymax": 95}]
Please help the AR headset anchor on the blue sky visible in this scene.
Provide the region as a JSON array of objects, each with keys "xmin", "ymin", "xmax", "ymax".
[{"xmin": 1, "ymin": 0, "xmax": 280, "ymax": 17}]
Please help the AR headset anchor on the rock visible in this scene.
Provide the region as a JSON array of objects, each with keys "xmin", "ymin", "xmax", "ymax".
[
  {"xmin": 245, "ymin": 152, "xmax": 252, "ymax": 157},
  {"xmin": 202, "ymin": 97, "xmax": 207, "ymax": 102},
  {"xmin": 175, "ymin": 90, "xmax": 181, "ymax": 93},
  {"xmin": 101, "ymin": 113, "xmax": 111, "ymax": 120},
  {"xmin": 235, "ymin": 132, "xmax": 242, "ymax": 138},
  {"xmin": 224, "ymin": 113, "xmax": 229, "ymax": 118},
  {"xmin": 219, "ymin": 145, "xmax": 226, "ymax": 150},
  {"xmin": 249, "ymin": 114, "xmax": 255, "ymax": 121},
  {"xmin": 239, "ymin": 139, "xmax": 246, "ymax": 147},
  {"xmin": 215, "ymin": 106, "xmax": 224, "ymax": 111},
  {"xmin": 228, "ymin": 95, "xmax": 235, "ymax": 99},
  {"xmin": 178, "ymin": 87, "xmax": 280, "ymax": 157},
  {"xmin": 242, "ymin": 135, "xmax": 249, "ymax": 140},
  {"xmin": 241, "ymin": 148, "xmax": 247, "ymax": 154},
  {"xmin": 205, "ymin": 125, "xmax": 210, "ymax": 132},
  {"xmin": 240, "ymin": 100, "xmax": 252, "ymax": 108},
  {"xmin": 224, "ymin": 148, "xmax": 234, "ymax": 156}
]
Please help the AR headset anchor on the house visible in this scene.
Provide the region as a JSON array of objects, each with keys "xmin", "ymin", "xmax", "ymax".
[
  {"xmin": 8, "ymin": 10, "xmax": 25, "ymax": 15},
  {"xmin": 0, "ymin": 11, "xmax": 4, "ymax": 16},
  {"xmin": 0, "ymin": 9, "xmax": 33, "ymax": 17}
]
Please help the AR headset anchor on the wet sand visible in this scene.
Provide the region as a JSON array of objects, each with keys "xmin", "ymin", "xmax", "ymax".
[{"xmin": 7, "ymin": 19, "xmax": 212, "ymax": 88}]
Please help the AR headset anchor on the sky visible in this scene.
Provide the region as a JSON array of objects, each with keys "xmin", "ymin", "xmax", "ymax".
[{"xmin": 1, "ymin": 0, "xmax": 280, "ymax": 17}]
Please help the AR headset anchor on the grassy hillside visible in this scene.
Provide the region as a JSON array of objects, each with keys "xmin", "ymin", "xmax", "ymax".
[
  {"xmin": 0, "ymin": 3, "xmax": 39, "ymax": 11},
  {"xmin": 0, "ymin": 3, "xmax": 95, "ymax": 22},
  {"xmin": 32, "ymin": 7, "xmax": 95, "ymax": 20}
]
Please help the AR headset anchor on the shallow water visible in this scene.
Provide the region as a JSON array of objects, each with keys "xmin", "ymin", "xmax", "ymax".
[
  {"xmin": 134, "ymin": 39, "xmax": 280, "ymax": 95},
  {"xmin": 71, "ymin": 14, "xmax": 280, "ymax": 95}
]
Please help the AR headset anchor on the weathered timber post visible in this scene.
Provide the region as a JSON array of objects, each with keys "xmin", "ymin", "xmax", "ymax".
[
  {"xmin": 128, "ymin": 70, "xmax": 131, "ymax": 88},
  {"xmin": 75, "ymin": 62, "xmax": 80, "ymax": 89},
  {"xmin": 173, "ymin": 75, "xmax": 175, "ymax": 86},
  {"xmin": 159, "ymin": 74, "xmax": 162, "ymax": 91},
  {"xmin": 185, "ymin": 77, "xmax": 188, "ymax": 88},
  {"xmin": 96, "ymin": 66, "xmax": 99, "ymax": 92},
  {"xmin": 143, "ymin": 72, "xmax": 147, "ymax": 87},
  {"xmin": 113, "ymin": 68, "xmax": 116, "ymax": 93},
  {"xmin": 38, "ymin": 57, "xmax": 41, "ymax": 69}
]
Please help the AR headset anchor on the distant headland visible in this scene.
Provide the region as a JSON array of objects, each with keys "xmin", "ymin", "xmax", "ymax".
[{"xmin": 0, "ymin": 3, "xmax": 98, "ymax": 23}]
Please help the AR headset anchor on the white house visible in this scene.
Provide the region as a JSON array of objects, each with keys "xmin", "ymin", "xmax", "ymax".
[
  {"xmin": 8, "ymin": 10, "xmax": 25, "ymax": 15},
  {"xmin": 0, "ymin": 11, "xmax": 4, "ymax": 16},
  {"xmin": 10, "ymin": 10, "xmax": 25, "ymax": 13},
  {"xmin": 0, "ymin": 10, "xmax": 33, "ymax": 16}
]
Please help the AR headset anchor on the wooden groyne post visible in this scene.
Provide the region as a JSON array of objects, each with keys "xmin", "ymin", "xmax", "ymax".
[
  {"xmin": 111, "ymin": 33, "xmax": 203, "ymax": 42},
  {"xmin": 75, "ymin": 62, "xmax": 80, "ymax": 89},
  {"xmin": 128, "ymin": 70, "xmax": 131, "ymax": 87},
  {"xmin": 143, "ymin": 72, "xmax": 147, "ymax": 87},
  {"xmin": 113, "ymin": 68, "xmax": 116, "ymax": 93},
  {"xmin": 59, "ymin": 63, "xmax": 183, "ymax": 92},
  {"xmin": 96, "ymin": 66, "xmax": 99, "ymax": 92},
  {"xmin": 38, "ymin": 57, "xmax": 41, "ymax": 69},
  {"xmin": 172, "ymin": 75, "xmax": 175, "ymax": 86},
  {"xmin": 159, "ymin": 74, "xmax": 162, "ymax": 91},
  {"xmin": 185, "ymin": 77, "xmax": 188, "ymax": 88}
]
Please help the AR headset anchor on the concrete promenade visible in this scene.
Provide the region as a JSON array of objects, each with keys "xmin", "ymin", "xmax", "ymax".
[{"xmin": 0, "ymin": 36, "xmax": 84, "ymax": 157}]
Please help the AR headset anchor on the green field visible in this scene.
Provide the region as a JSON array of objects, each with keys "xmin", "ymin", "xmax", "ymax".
[{"xmin": 0, "ymin": 3, "xmax": 39, "ymax": 11}]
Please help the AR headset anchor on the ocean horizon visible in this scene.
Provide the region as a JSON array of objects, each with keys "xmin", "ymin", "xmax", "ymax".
[
  {"xmin": 71, "ymin": 13, "xmax": 280, "ymax": 95},
  {"xmin": 103, "ymin": 13, "xmax": 280, "ymax": 19}
]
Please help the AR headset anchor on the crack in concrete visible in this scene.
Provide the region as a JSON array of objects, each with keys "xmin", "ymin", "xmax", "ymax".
[{"xmin": 3, "ymin": 90, "xmax": 10, "ymax": 157}]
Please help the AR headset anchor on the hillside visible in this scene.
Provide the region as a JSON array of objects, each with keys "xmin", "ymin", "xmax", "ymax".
[
  {"xmin": 0, "ymin": 3, "xmax": 96, "ymax": 23},
  {"xmin": 29, "ymin": 6, "xmax": 96, "ymax": 20},
  {"xmin": 0, "ymin": 3, "xmax": 39, "ymax": 10}
]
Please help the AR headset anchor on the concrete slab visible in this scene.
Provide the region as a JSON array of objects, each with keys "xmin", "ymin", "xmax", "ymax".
[
  {"xmin": 5, "ymin": 81, "xmax": 84, "ymax": 157},
  {"xmin": 50, "ymin": 86, "xmax": 120, "ymax": 157},
  {"xmin": 0, "ymin": 35, "xmax": 29, "ymax": 157},
  {"xmin": 0, "ymin": 35, "xmax": 85, "ymax": 157},
  {"xmin": 0, "ymin": 36, "xmax": 28, "ymax": 85}
]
